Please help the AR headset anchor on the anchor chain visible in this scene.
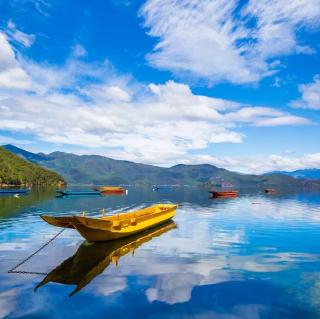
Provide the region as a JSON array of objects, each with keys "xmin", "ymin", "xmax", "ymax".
[{"xmin": 8, "ymin": 226, "xmax": 68, "ymax": 275}]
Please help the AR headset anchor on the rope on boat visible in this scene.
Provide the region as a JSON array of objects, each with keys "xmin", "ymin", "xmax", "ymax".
[{"xmin": 8, "ymin": 225, "xmax": 68, "ymax": 275}]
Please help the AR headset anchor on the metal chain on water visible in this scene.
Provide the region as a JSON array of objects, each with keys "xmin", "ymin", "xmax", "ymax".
[{"xmin": 8, "ymin": 225, "xmax": 68, "ymax": 275}]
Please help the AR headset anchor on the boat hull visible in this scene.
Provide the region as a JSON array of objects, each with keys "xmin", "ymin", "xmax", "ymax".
[
  {"xmin": 73, "ymin": 208, "xmax": 176, "ymax": 241},
  {"xmin": 265, "ymin": 189, "xmax": 276, "ymax": 194},
  {"xmin": 94, "ymin": 186, "xmax": 125, "ymax": 193},
  {"xmin": 100, "ymin": 190, "xmax": 125, "ymax": 195},
  {"xmin": 209, "ymin": 190, "xmax": 238, "ymax": 197},
  {"xmin": 0, "ymin": 189, "xmax": 29, "ymax": 194},
  {"xmin": 56, "ymin": 190, "xmax": 101, "ymax": 196},
  {"xmin": 41, "ymin": 204, "xmax": 178, "ymax": 242}
]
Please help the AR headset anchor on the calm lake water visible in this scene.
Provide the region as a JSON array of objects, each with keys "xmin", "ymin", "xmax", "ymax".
[{"xmin": 1, "ymin": 187, "xmax": 320, "ymax": 319}]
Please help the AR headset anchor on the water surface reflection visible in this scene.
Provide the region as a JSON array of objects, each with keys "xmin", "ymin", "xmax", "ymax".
[
  {"xmin": 1, "ymin": 187, "xmax": 320, "ymax": 318},
  {"xmin": 35, "ymin": 221, "xmax": 176, "ymax": 296}
]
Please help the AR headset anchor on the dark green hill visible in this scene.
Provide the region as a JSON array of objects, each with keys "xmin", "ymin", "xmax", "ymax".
[
  {"xmin": 37, "ymin": 151, "xmax": 166, "ymax": 185},
  {"xmin": 2, "ymin": 145, "xmax": 304, "ymax": 188},
  {"xmin": 0, "ymin": 146, "xmax": 65, "ymax": 186}
]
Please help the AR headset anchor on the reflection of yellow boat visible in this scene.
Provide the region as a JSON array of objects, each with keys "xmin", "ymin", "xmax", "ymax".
[
  {"xmin": 41, "ymin": 204, "xmax": 178, "ymax": 241},
  {"xmin": 35, "ymin": 221, "xmax": 176, "ymax": 296}
]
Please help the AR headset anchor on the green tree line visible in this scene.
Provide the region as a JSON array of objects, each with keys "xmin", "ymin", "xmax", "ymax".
[{"xmin": 0, "ymin": 147, "xmax": 65, "ymax": 186}]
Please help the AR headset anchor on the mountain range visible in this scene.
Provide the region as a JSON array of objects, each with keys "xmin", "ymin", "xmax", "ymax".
[
  {"xmin": 2, "ymin": 144, "xmax": 318, "ymax": 188},
  {"xmin": 272, "ymin": 169, "xmax": 320, "ymax": 180}
]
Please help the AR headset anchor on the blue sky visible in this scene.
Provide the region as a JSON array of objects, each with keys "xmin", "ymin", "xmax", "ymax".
[{"xmin": 0, "ymin": 0, "xmax": 319, "ymax": 173}]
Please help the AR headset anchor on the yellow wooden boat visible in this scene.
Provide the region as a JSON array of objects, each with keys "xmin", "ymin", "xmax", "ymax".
[
  {"xmin": 41, "ymin": 204, "xmax": 178, "ymax": 242},
  {"xmin": 35, "ymin": 221, "xmax": 176, "ymax": 296},
  {"xmin": 93, "ymin": 186, "xmax": 125, "ymax": 193}
]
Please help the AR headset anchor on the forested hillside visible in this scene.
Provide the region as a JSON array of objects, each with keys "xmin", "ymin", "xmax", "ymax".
[{"xmin": 0, "ymin": 147, "xmax": 65, "ymax": 186}]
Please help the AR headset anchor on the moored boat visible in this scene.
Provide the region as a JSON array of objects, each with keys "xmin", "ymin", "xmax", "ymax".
[
  {"xmin": 41, "ymin": 203, "xmax": 178, "ymax": 241},
  {"xmin": 34, "ymin": 221, "xmax": 176, "ymax": 296},
  {"xmin": 209, "ymin": 190, "xmax": 239, "ymax": 197},
  {"xmin": 153, "ymin": 185, "xmax": 172, "ymax": 191},
  {"xmin": 56, "ymin": 190, "xmax": 101, "ymax": 196},
  {"xmin": 265, "ymin": 188, "xmax": 277, "ymax": 194},
  {"xmin": 100, "ymin": 190, "xmax": 126, "ymax": 196},
  {"xmin": 0, "ymin": 189, "xmax": 29, "ymax": 194},
  {"xmin": 93, "ymin": 186, "xmax": 125, "ymax": 194}
]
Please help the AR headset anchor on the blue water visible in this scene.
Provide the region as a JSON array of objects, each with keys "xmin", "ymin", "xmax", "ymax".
[{"xmin": 1, "ymin": 187, "xmax": 320, "ymax": 318}]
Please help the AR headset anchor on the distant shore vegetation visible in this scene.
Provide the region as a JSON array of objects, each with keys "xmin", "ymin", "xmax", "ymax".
[{"xmin": 0, "ymin": 147, "xmax": 65, "ymax": 186}]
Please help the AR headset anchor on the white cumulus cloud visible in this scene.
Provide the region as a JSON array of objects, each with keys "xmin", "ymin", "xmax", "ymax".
[
  {"xmin": 290, "ymin": 75, "xmax": 320, "ymax": 110},
  {"xmin": 0, "ymin": 28, "xmax": 313, "ymax": 170},
  {"xmin": 0, "ymin": 32, "xmax": 31, "ymax": 89},
  {"xmin": 167, "ymin": 153, "xmax": 320, "ymax": 174},
  {"xmin": 140, "ymin": 0, "xmax": 320, "ymax": 84}
]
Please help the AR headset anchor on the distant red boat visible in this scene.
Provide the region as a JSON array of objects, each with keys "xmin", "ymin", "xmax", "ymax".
[
  {"xmin": 209, "ymin": 190, "xmax": 239, "ymax": 197},
  {"xmin": 100, "ymin": 190, "xmax": 125, "ymax": 195},
  {"xmin": 93, "ymin": 186, "xmax": 126, "ymax": 195},
  {"xmin": 265, "ymin": 188, "xmax": 276, "ymax": 194}
]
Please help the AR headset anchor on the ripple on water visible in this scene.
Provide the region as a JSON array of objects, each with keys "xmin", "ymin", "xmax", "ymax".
[{"xmin": 0, "ymin": 188, "xmax": 320, "ymax": 318}]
